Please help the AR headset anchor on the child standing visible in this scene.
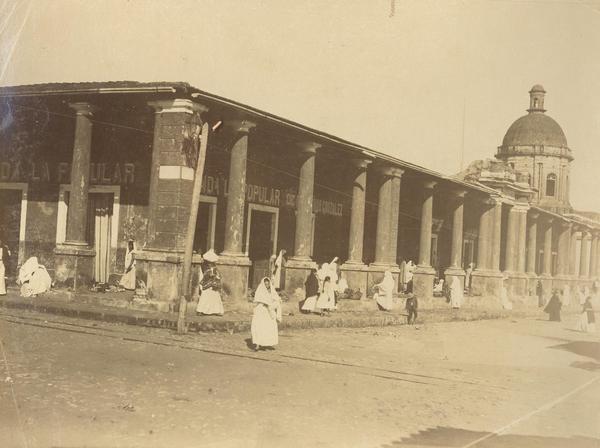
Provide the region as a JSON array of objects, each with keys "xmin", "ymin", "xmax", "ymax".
[
  {"xmin": 405, "ymin": 293, "xmax": 418, "ymax": 325},
  {"xmin": 316, "ymin": 276, "xmax": 336, "ymax": 316}
]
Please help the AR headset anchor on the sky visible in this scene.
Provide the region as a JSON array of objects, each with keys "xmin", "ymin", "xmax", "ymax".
[{"xmin": 2, "ymin": 0, "xmax": 600, "ymax": 210}]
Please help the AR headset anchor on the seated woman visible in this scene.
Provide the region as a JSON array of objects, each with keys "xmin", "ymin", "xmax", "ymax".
[
  {"xmin": 301, "ymin": 268, "xmax": 320, "ymax": 313},
  {"xmin": 251, "ymin": 277, "xmax": 282, "ymax": 351},
  {"xmin": 196, "ymin": 249, "xmax": 224, "ymax": 316},
  {"xmin": 374, "ymin": 271, "xmax": 394, "ymax": 311}
]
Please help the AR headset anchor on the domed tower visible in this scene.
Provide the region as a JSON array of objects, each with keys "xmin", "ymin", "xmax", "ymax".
[{"xmin": 496, "ymin": 85, "xmax": 573, "ymax": 213}]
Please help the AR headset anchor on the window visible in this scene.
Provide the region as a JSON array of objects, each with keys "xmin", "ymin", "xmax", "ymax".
[{"xmin": 546, "ymin": 174, "xmax": 556, "ymax": 197}]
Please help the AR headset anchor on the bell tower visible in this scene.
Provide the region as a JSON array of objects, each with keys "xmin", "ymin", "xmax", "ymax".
[{"xmin": 528, "ymin": 84, "xmax": 546, "ymax": 113}]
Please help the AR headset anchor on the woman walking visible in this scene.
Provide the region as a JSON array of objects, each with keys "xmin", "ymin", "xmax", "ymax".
[
  {"xmin": 544, "ymin": 290, "xmax": 562, "ymax": 322},
  {"xmin": 251, "ymin": 277, "xmax": 282, "ymax": 351}
]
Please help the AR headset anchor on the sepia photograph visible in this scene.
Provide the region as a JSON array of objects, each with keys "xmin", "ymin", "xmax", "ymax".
[{"xmin": 0, "ymin": 1, "xmax": 599, "ymax": 447}]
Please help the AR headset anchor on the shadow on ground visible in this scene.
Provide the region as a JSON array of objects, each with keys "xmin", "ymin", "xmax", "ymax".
[
  {"xmin": 550, "ymin": 340, "xmax": 600, "ymax": 371},
  {"xmin": 382, "ymin": 426, "xmax": 600, "ymax": 447}
]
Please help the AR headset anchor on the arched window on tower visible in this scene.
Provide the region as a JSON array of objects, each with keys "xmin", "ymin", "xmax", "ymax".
[{"xmin": 546, "ymin": 173, "xmax": 557, "ymax": 197}]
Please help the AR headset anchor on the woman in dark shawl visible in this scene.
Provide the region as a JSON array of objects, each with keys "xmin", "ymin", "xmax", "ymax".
[
  {"xmin": 544, "ymin": 290, "xmax": 562, "ymax": 322},
  {"xmin": 301, "ymin": 268, "xmax": 320, "ymax": 313}
]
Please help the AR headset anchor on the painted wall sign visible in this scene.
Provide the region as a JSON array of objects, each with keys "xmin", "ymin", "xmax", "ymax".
[
  {"xmin": 201, "ymin": 174, "xmax": 345, "ymax": 217},
  {"xmin": 0, "ymin": 161, "xmax": 136, "ymax": 185}
]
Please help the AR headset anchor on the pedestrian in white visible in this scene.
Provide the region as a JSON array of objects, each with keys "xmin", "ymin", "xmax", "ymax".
[
  {"xmin": 374, "ymin": 271, "xmax": 394, "ymax": 311},
  {"xmin": 272, "ymin": 249, "xmax": 286, "ymax": 290},
  {"xmin": 119, "ymin": 240, "xmax": 136, "ymax": 290},
  {"xmin": 562, "ymin": 284, "xmax": 571, "ymax": 307},
  {"xmin": 316, "ymin": 276, "xmax": 336, "ymax": 315},
  {"xmin": 450, "ymin": 276, "xmax": 464, "ymax": 309},
  {"xmin": 0, "ymin": 238, "xmax": 9, "ymax": 295},
  {"xmin": 251, "ymin": 277, "xmax": 281, "ymax": 350}
]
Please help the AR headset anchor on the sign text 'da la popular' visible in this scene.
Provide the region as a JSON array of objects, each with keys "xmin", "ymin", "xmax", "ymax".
[{"xmin": 0, "ymin": 161, "xmax": 136, "ymax": 185}]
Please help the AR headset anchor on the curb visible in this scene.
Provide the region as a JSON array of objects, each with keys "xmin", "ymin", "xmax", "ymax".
[{"xmin": 0, "ymin": 296, "xmax": 545, "ymax": 334}]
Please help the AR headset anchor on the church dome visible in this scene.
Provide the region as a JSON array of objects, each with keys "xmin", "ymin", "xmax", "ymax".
[{"xmin": 502, "ymin": 113, "xmax": 568, "ymax": 148}]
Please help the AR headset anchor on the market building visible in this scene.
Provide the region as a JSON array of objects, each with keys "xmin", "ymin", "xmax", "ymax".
[{"xmin": 0, "ymin": 82, "xmax": 598, "ymax": 310}]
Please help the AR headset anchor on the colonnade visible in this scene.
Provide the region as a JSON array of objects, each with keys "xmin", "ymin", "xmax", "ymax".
[{"xmin": 56, "ymin": 98, "xmax": 600, "ymax": 303}]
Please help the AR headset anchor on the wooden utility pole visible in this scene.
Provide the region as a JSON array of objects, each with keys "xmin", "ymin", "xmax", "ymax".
[{"xmin": 177, "ymin": 121, "xmax": 209, "ymax": 334}]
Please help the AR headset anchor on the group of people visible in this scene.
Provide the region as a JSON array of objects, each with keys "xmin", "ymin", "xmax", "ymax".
[
  {"xmin": 301, "ymin": 257, "xmax": 347, "ymax": 315},
  {"xmin": 194, "ymin": 248, "xmax": 283, "ymax": 351},
  {"xmin": 0, "ymin": 236, "xmax": 53, "ymax": 297},
  {"xmin": 542, "ymin": 285, "xmax": 597, "ymax": 333}
]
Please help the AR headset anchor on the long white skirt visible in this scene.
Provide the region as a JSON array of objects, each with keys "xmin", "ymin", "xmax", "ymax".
[
  {"xmin": 196, "ymin": 289, "xmax": 224, "ymax": 315},
  {"xmin": 301, "ymin": 295, "xmax": 318, "ymax": 312},
  {"xmin": 375, "ymin": 292, "xmax": 393, "ymax": 311},
  {"xmin": 120, "ymin": 268, "xmax": 136, "ymax": 290},
  {"xmin": 0, "ymin": 261, "xmax": 5, "ymax": 295},
  {"xmin": 316, "ymin": 292, "xmax": 335, "ymax": 310},
  {"xmin": 251, "ymin": 304, "xmax": 278, "ymax": 347},
  {"xmin": 577, "ymin": 312, "xmax": 589, "ymax": 332}
]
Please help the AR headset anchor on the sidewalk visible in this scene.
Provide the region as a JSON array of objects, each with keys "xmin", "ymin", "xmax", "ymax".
[{"xmin": 0, "ymin": 286, "xmax": 550, "ymax": 334}]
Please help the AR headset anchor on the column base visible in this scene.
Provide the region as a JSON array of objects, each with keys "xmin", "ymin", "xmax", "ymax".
[
  {"xmin": 54, "ymin": 244, "xmax": 96, "ymax": 290},
  {"xmin": 367, "ymin": 263, "xmax": 401, "ymax": 297},
  {"xmin": 470, "ymin": 270, "xmax": 503, "ymax": 297},
  {"xmin": 503, "ymin": 271, "xmax": 529, "ymax": 297},
  {"xmin": 525, "ymin": 272, "xmax": 538, "ymax": 296},
  {"xmin": 443, "ymin": 267, "xmax": 465, "ymax": 292},
  {"xmin": 413, "ymin": 264, "xmax": 436, "ymax": 300},
  {"xmin": 136, "ymin": 249, "xmax": 183, "ymax": 303},
  {"xmin": 284, "ymin": 257, "xmax": 318, "ymax": 302},
  {"xmin": 340, "ymin": 262, "xmax": 369, "ymax": 299},
  {"xmin": 216, "ymin": 254, "xmax": 251, "ymax": 302},
  {"xmin": 538, "ymin": 274, "xmax": 554, "ymax": 301}
]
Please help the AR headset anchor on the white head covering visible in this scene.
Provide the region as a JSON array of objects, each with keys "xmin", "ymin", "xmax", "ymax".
[
  {"xmin": 203, "ymin": 249, "xmax": 219, "ymax": 263},
  {"xmin": 254, "ymin": 277, "xmax": 281, "ymax": 306},
  {"xmin": 379, "ymin": 271, "xmax": 394, "ymax": 293},
  {"xmin": 317, "ymin": 263, "xmax": 330, "ymax": 280}
]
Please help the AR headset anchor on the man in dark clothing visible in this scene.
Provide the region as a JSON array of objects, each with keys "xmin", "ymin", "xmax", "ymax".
[{"xmin": 405, "ymin": 293, "xmax": 418, "ymax": 324}]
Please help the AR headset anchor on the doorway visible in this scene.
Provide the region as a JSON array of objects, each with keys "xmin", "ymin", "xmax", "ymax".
[
  {"xmin": 87, "ymin": 193, "xmax": 114, "ymax": 284},
  {"xmin": 0, "ymin": 188, "xmax": 23, "ymax": 277},
  {"xmin": 245, "ymin": 204, "xmax": 279, "ymax": 289}
]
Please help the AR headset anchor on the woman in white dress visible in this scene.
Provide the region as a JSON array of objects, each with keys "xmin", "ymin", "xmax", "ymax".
[
  {"xmin": 450, "ymin": 276, "xmax": 464, "ymax": 309},
  {"xmin": 119, "ymin": 240, "xmax": 136, "ymax": 290},
  {"xmin": 499, "ymin": 280, "xmax": 512, "ymax": 310},
  {"xmin": 251, "ymin": 277, "xmax": 282, "ymax": 350},
  {"xmin": 562, "ymin": 285, "xmax": 571, "ymax": 307},
  {"xmin": 316, "ymin": 276, "xmax": 336, "ymax": 315},
  {"xmin": 374, "ymin": 271, "xmax": 394, "ymax": 311},
  {"xmin": 272, "ymin": 249, "xmax": 286, "ymax": 290},
  {"xmin": 196, "ymin": 249, "xmax": 224, "ymax": 316}
]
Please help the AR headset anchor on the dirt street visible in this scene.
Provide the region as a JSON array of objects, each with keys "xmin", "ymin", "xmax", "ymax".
[{"xmin": 1, "ymin": 309, "xmax": 599, "ymax": 448}]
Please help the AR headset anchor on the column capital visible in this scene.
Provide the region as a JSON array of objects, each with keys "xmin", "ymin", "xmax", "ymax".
[
  {"xmin": 147, "ymin": 99, "xmax": 208, "ymax": 115},
  {"xmin": 375, "ymin": 165, "xmax": 404, "ymax": 178},
  {"xmin": 69, "ymin": 102, "xmax": 97, "ymax": 117},
  {"xmin": 450, "ymin": 189, "xmax": 467, "ymax": 199},
  {"xmin": 350, "ymin": 158, "xmax": 372, "ymax": 170},
  {"xmin": 226, "ymin": 119, "xmax": 256, "ymax": 134},
  {"xmin": 528, "ymin": 211, "xmax": 540, "ymax": 220},
  {"xmin": 422, "ymin": 179, "xmax": 437, "ymax": 189},
  {"xmin": 296, "ymin": 141, "xmax": 321, "ymax": 155},
  {"xmin": 511, "ymin": 204, "xmax": 530, "ymax": 213}
]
